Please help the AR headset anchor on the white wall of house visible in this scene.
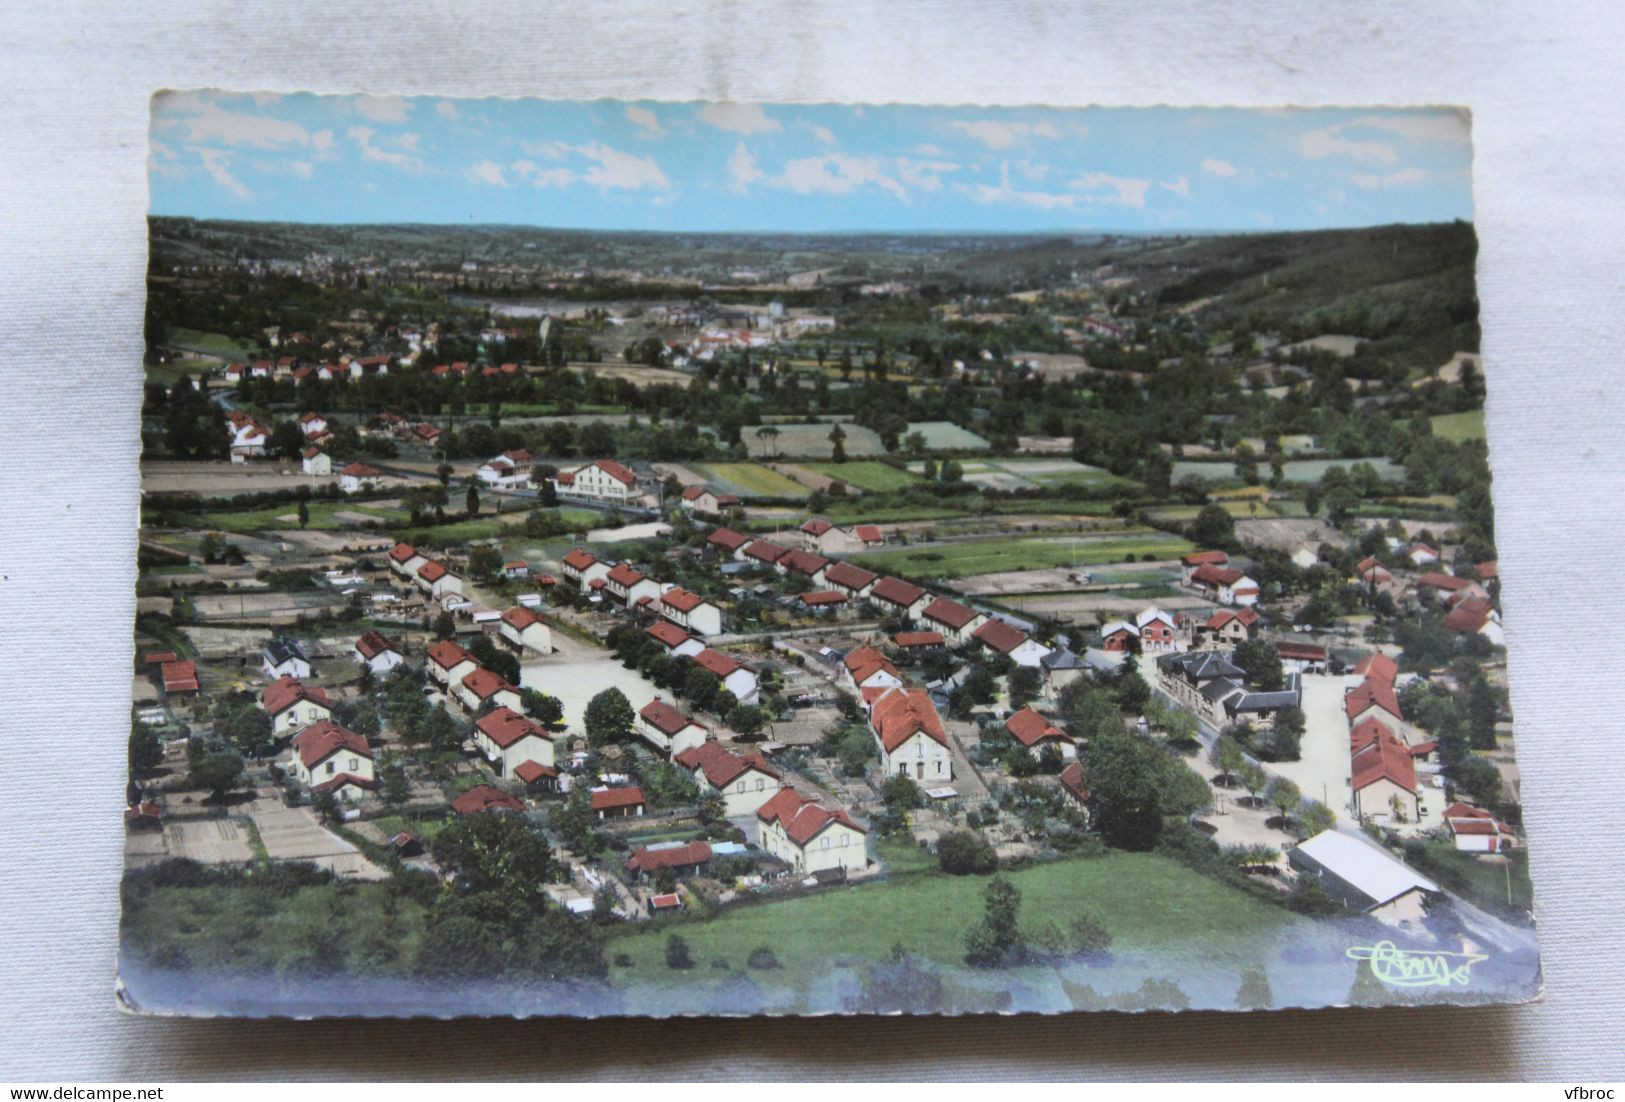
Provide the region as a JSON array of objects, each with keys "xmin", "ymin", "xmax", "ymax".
[
  {"xmin": 475, "ymin": 731, "xmax": 556, "ymax": 777},
  {"xmin": 761, "ymin": 819, "xmax": 868, "ymax": 875},
  {"xmin": 1006, "ymin": 638, "xmax": 1052, "ymax": 668},
  {"xmin": 354, "ymin": 647, "xmax": 404, "ymax": 675},
  {"xmin": 263, "ymin": 656, "xmax": 310, "ymax": 681},
  {"xmin": 702, "ymin": 768, "xmax": 782, "ymax": 818},
  {"xmin": 877, "ymin": 730, "xmax": 953, "ymax": 782},
  {"xmin": 293, "ymin": 748, "xmax": 374, "ymax": 788},
  {"xmin": 430, "ymin": 657, "xmax": 477, "ymax": 688},
  {"xmin": 271, "ymin": 701, "xmax": 330, "ymax": 737},
  {"xmin": 500, "ymin": 620, "xmax": 553, "ymax": 654}
]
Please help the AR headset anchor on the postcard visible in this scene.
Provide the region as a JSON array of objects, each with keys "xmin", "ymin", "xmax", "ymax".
[{"xmin": 122, "ymin": 93, "xmax": 1537, "ymax": 1016}]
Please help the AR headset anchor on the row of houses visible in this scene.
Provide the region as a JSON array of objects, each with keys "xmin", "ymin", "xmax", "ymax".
[
  {"xmin": 1155, "ymin": 649, "xmax": 1304, "ymax": 732},
  {"xmin": 387, "ymin": 543, "xmax": 468, "ymax": 606},
  {"xmin": 562, "ymin": 548, "xmax": 726, "ymax": 637}
]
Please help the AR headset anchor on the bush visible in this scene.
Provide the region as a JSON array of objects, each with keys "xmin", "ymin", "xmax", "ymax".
[
  {"xmin": 746, "ymin": 945, "xmax": 780, "ymax": 970},
  {"xmin": 664, "ymin": 933, "xmax": 693, "ymax": 970},
  {"xmin": 937, "ymin": 830, "xmax": 998, "ymax": 875}
]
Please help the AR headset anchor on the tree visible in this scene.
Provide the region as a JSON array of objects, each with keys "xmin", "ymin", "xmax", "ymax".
[
  {"xmin": 583, "ymin": 687, "xmax": 635, "ymax": 747},
  {"xmin": 296, "ymin": 500, "xmax": 309, "ymax": 529},
  {"xmin": 431, "ymin": 812, "xmax": 553, "ymax": 906},
  {"xmin": 521, "ymin": 689, "xmax": 565, "ymax": 727},
  {"xmin": 728, "ymin": 704, "xmax": 767, "ymax": 741},
  {"xmin": 1267, "ymin": 776, "xmax": 1302, "ymax": 830},
  {"xmin": 682, "ymin": 666, "xmax": 720, "ymax": 710},
  {"xmin": 1007, "ymin": 666, "xmax": 1041, "ymax": 709},
  {"xmin": 1233, "ymin": 442, "xmax": 1260, "ymax": 485},
  {"xmin": 1233, "ymin": 640, "xmax": 1284, "ymax": 691},
  {"xmin": 665, "ymin": 933, "xmax": 694, "ymax": 970},
  {"xmin": 1236, "ymin": 964, "xmax": 1273, "ymax": 1010},
  {"xmin": 937, "ymin": 830, "xmax": 998, "ymax": 875},
  {"xmin": 1238, "ymin": 761, "xmax": 1266, "ymax": 806},
  {"xmin": 468, "ymin": 544, "xmax": 503, "ymax": 583},
  {"xmin": 1265, "ymin": 706, "xmax": 1305, "ymax": 761},
  {"xmin": 1213, "ymin": 735, "xmax": 1246, "ymax": 786},
  {"xmin": 964, "ymin": 875, "xmax": 1022, "ymax": 967},
  {"xmin": 828, "ymin": 423, "xmax": 847, "ymax": 463},
  {"xmin": 189, "ymin": 751, "xmax": 244, "ymax": 803},
  {"xmin": 1191, "ymin": 504, "xmax": 1235, "ymax": 548},
  {"xmin": 129, "ymin": 721, "xmax": 164, "ymax": 775},
  {"xmin": 1086, "ymin": 727, "xmax": 1168, "ymax": 850},
  {"xmin": 580, "ymin": 421, "xmax": 615, "ymax": 456},
  {"xmin": 465, "ymin": 484, "xmax": 480, "ymax": 517},
  {"xmin": 1299, "ymin": 799, "xmax": 1336, "ymax": 837},
  {"xmin": 380, "ymin": 762, "xmax": 410, "ymax": 806}
]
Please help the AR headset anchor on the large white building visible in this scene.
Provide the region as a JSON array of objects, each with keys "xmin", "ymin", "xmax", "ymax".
[
  {"xmin": 553, "ymin": 458, "xmax": 639, "ymax": 503},
  {"xmin": 756, "ymin": 788, "xmax": 869, "ymax": 876},
  {"xmin": 869, "ymin": 686, "xmax": 953, "ymax": 782}
]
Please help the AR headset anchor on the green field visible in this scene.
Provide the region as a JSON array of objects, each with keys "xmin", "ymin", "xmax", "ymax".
[
  {"xmin": 1172, "ymin": 457, "xmax": 1406, "ymax": 485},
  {"xmin": 165, "ymin": 327, "xmax": 260, "ymax": 360},
  {"xmin": 691, "ymin": 462, "xmax": 811, "ymax": 499},
  {"xmin": 145, "ymin": 358, "xmax": 219, "ymax": 385},
  {"xmin": 391, "ymin": 518, "xmax": 508, "ymax": 545},
  {"xmin": 200, "ymin": 500, "xmax": 407, "ymax": 532},
  {"xmin": 905, "ymin": 421, "xmax": 990, "ymax": 450},
  {"xmin": 605, "ymin": 850, "xmax": 1301, "ymax": 987},
  {"xmin": 855, "ymin": 533, "xmax": 1195, "ymax": 578},
  {"xmin": 1429, "ymin": 409, "xmax": 1486, "ymax": 442},
  {"xmin": 806, "ymin": 461, "xmax": 921, "ymax": 493}
]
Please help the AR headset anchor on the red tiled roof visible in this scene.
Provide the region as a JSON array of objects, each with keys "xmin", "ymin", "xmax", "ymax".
[
  {"xmin": 589, "ymin": 458, "xmax": 637, "ymax": 485},
  {"xmin": 1204, "ymin": 607, "xmax": 1261, "ymax": 630},
  {"xmin": 1417, "ymin": 572, "xmax": 1474, "ymax": 591},
  {"xmin": 854, "ymin": 525, "xmax": 883, "ymax": 543},
  {"xmin": 1353, "ymin": 652, "xmax": 1399, "ymax": 684},
  {"xmin": 144, "ymin": 651, "xmax": 178, "ymax": 666},
  {"xmin": 417, "ymin": 560, "xmax": 448, "ymax": 583},
  {"xmin": 1443, "ymin": 802, "xmax": 1509, "ymax": 837},
  {"xmin": 1182, "ymin": 550, "xmax": 1229, "ymax": 567},
  {"xmin": 606, "ymin": 562, "xmax": 646, "ymax": 588},
  {"xmin": 461, "ymin": 667, "xmax": 516, "ymax": 701},
  {"xmin": 591, "ymin": 786, "xmax": 645, "ymax": 811},
  {"xmin": 870, "ymin": 576, "xmax": 925, "ymax": 608},
  {"xmin": 661, "ymin": 587, "xmax": 704, "ymax": 612},
  {"xmin": 1274, "ymin": 641, "xmax": 1327, "ymax": 661},
  {"xmin": 674, "ymin": 740, "xmax": 779, "ymax": 789},
  {"xmin": 1191, "ymin": 563, "xmax": 1244, "ymax": 586},
  {"xmin": 681, "ymin": 485, "xmax": 707, "ymax": 500},
  {"xmin": 261, "ymin": 675, "xmax": 331, "ymax": 716},
  {"xmin": 1059, "ymin": 761, "xmax": 1090, "ymax": 803},
  {"xmin": 870, "ymin": 687, "xmax": 948, "ymax": 752},
  {"xmin": 388, "ymin": 542, "xmax": 419, "ymax": 563},
  {"xmin": 452, "ymin": 784, "xmax": 525, "ymax": 815},
  {"xmin": 801, "ymin": 518, "xmax": 833, "ymax": 536},
  {"xmin": 625, "ymin": 840, "xmax": 712, "ymax": 875},
  {"xmin": 800, "ymin": 590, "xmax": 848, "ymax": 606},
  {"xmin": 640, "ymin": 699, "xmax": 703, "ymax": 737},
  {"xmin": 340, "ymin": 462, "xmax": 381, "ymax": 477},
  {"xmin": 160, "ymin": 660, "xmax": 199, "ymax": 693},
  {"xmin": 1005, "ymin": 707, "xmax": 1070, "ymax": 747},
  {"xmin": 514, "ymin": 760, "xmax": 558, "ymax": 784},
  {"xmin": 292, "ymin": 721, "xmax": 370, "ymax": 770},
  {"xmin": 973, "ymin": 618, "xmax": 1032, "ymax": 655},
  {"xmin": 692, "ymin": 648, "xmax": 745, "ymax": 679},
  {"xmin": 843, "ymin": 645, "xmax": 899, "ymax": 686},
  {"xmin": 1345, "ymin": 678, "xmax": 1403, "ymax": 723},
  {"xmin": 312, "ymin": 772, "xmax": 377, "ymax": 795},
  {"xmin": 893, "ymin": 630, "xmax": 945, "ymax": 648},
  {"xmin": 707, "ymin": 527, "xmax": 750, "ymax": 550},
  {"xmin": 824, "ymin": 561, "xmax": 878, "ymax": 591},
  {"xmin": 562, "ymin": 548, "xmax": 598, "ymax": 572},
  {"xmin": 779, "ymin": 549, "xmax": 831, "ymax": 576},
  {"xmin": 744, "ymin": 539, "xmax": 789, "ymax": 563},
  {"xmin": 475, "ymin": 706, "xmax": 548, "ymax": 749},
  {"xmin": 1351, "ymin": 721, "xmax": 1416, "ymax": 794},
  {"xmin": 1444, "ymin": 596, "xmax": 1496, "ymax": 635},
  {"xmin": 501, "ymin": 606, "xmax": 542, "ymax": 630},
  {"xmin": 354, "ymin": 630, "xmax": 399, "ymax": 660},
  {"xmin": 756, "ymin": 787, "xmax": 866, "ymax": 846},
  {"xmin": 646, "ymin": 621, "xmax": 693, "ymax": 649},
  {"xmin": 922, "ymin": 596, "xmax": 980, "ymax": 630},
  {"xmin": 427, "ymin": 639, "xmax": 473, "ymax": 671}
]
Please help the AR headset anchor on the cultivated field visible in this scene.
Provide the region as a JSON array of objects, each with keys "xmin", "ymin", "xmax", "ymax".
[
  {"xmin": 690, "ymin": 462, "xmax": 811, "ymax": 499},
  {"xmin": 905, "ymin": 420, "xmax": 990, "ymax": 450},
  {"xmin": 1430, "ymin": 409, "xmax": 1486, "ymax": 442},
  {"xmin": 1171, "ymin": 457, "xmax": 1406, "ymax": 484},
  {"xmin": 568, "ymin": 362, "xmax": 693, "ymax": 387},
  {"xmin": 142, "ymin": 460, "xmax": 335, "ymax": 497},
  {"xmin": 804, "ymin": 461, "xmax": 920, "ymax": 493},
  {"xmin": 855, "ymin": 533, "xmax": 1195, "ymax": 579},
  {"xmin": 741, "ymin": 421, "xmax": 886, "ymax": 459}
]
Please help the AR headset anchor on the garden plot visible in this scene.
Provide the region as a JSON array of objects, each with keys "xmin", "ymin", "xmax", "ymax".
[
  {"xmin": 690, "ymin": 462, "xmax": 810, "ymax": 499},
  {"xmin": 904, "ymin": 420, "xmax": 990, "ymax": 450},
  {"xmin": 741, "ymin": 421, "xmax": 885, "ymax": 459},
  {"xmin": 1172, "ymin": 457, "xmax": 1405, "ymax": 484}
]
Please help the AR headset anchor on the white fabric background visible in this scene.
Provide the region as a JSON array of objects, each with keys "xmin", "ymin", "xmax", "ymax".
[{"xmin": 3, "ymin": 0, "xmax": 1622, "ymax": 1081}]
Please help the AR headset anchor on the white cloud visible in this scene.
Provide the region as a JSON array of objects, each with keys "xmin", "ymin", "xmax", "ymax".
[
  {"xmin": 157, "ymin": 99, "xmax": 313, "ymax": 150},
  {"xmin": 520, "ymin": 139, "xmax": 572, "ymax": 159},
  {"xmin": 626, "ymin": 105, "xmax": 664, "ymax": 137},
  {"xmin": 436, "ymin": 100, "xmax": 460, "ymax": 121},
  {"xmin": 467, "ymin": 160, "xmax": 509, "ymax": 187},
  {"xmin": 1350, "ymin": 167, "xmax": 1431, "ymax": 190},
  {"xmin": 1070, "ymin": 171, "xmax": 1153, "ymax": 208},
  {"xmin": 148, "ymin": 140, "xmax": 184, "ymax": 179},
  {"xmin": 896, "ymin": 157, "xmax": 961, "ymax": 192},
  {"xmin": 1300, "ymin": 125, "xmax": 1398, "ymax": 165},
  {"xmin": 1159, "ymin": 175, "xmax": 1191, "ymax": 199},
  {"xmin": 1347, "ymin": 111, "xmax": 1470, "ymax": 145},
  {"xmin": 967, "ymin": 162, "xmax": 1158, "ymax": 210},
  {"xmin": 191, "ymin": 146, "xmax": 251, "ymax": 201},
  {"xmin": 353, "ymin": 94, "xmax": 411, "ymax": 123},
  {"xmin": 529, "ymin": 168, "xmax": 577, "ymax": 188},
  {"xmin": 913, "ymin": 143, "xmax": 948, "ymax": 157},
  {"xmin": 346, "ymin": 126, "xmax": 423, "ymax": 171},
  {"xmin": 698, "ymin": 102, "xmax": 782, "ymax": 135},
  {"xmin": 394, "ymin": 132, "xmax": 421, "ymax": 153},
  {"xmin": 1201, "ymin": 157, "xmax": 1238, "ymax": 177},
  {"xmin": 312, "ymin": 130, "xmax": 335, "ymax": 152},
  {"xmin": 949, "ymin": 119, "xmax": 1061, "ymax": 150},
  {"xmin": 778, "ymin": 153, "xmax": 906, "ymax": 201},
  {"xmin": 727, "ymin": 142, "xmax": 761, "ymax": 193},
  {"xmin": 287, "ymin": 161, "xmax": 313, "ymax": 180},
  {"xmin": 805, "ymin": 122, "xmax": 837, "ymax": 145},
  {"xmin": 574, "ymin": 142, "xmax": 669, "ymax": 190}
]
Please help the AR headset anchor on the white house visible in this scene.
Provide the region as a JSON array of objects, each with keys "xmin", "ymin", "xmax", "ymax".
[
  {"xmin": 261, "ymin": 675, "xmax": 332, "ymax": 737},
  {"xmin": 798, "ymin": 517, "xmax": 863, "ymax": 555},
  {"xmin": 298, "ymin": 412, "xmax": 329, "ymax": 437},
  {"xmin": 288, "ymin": 720, "xmax": 375, "ymax": 802},
  {"xmin": 605, "ymin": 562, "xmax": 662, "ymax": 609},
  {"xmin": 261, "ymin": 636, "xmax": 311, "ymax": 681},
  {"xmin": 1290, "ymin": 546, "xmax": 1320, "ymax": 570},
  {"xmin": 476, "ymin": 449, "xmax": 535, "ymax": 490},
  {"xmin": 415, "ymin": 560, "xmax": 465, "ymax": 601},
  {"xmin": 561, "ymin": 548, "xmax": 612, "ymax": 593},
  {"xmin": 426, "ymin": 639, "xmax": 478, "ymax": 689},
  {"xmin": 455, "ymin": 667, "xmax": 523, "ymax": 715},
  {"xmin": 499, "ymin": 606, "xmax": 553, "ymax": 654},
  {"xmin": 918, "ymin": 596, "xmax": 987, "ymax": 644},
  {"xmin": 679, "ymin": 485, "xmax": 742, "ymax": 515},
  {"xmin": 646, "ymin": 620, "xmax": 705, "ymax": 659},
  {"xmin": 352, "ymin": 630, "xmax": 404, "ymax": 675},
  {"xmin": 637, "ymin": 698, "xmax": 711, "ymax": 757},
  {"xmin": 868, "ymin": 576, "xmax": 931, "ymax": 621},
  {"xmin": 226, "ymin": 412, "xmax": 270, "ymax": 463},
  {"xmin": 473, "ymin": 706, "xmax": 560, "ymax": 778},
  {"xmin": 692, "ymin": 647, "xmax": 758, "ymax": 705},
  {"xmin": 972, "ymin": 618, "xmax": 1051, "ymax": 668},
  {"xmin": 756, "ymin": 788, "xmax": 869, "ymax": 877},
  {"xmin": 869, "ymin": 686, "xmax": 953, "ymax": 782},
  {"xmin": 1288, "ymin": 830, "xmax": 1440, "ymax": 926},
  {"xmin": 675, "ymin": 741, "xmax": 783, "ymax": 817},
  {"xmin": 339, "ymin": 462, "xmax": 383, "ymax": 494},
  {"xmin": 841, "ymin": 645, "xmax": 903, "ymax": 694},
  {"xmin": 553, "ymin": 458, "xmax": 638, "ymax": 503},
  {"xmin": 387, "ymin": 542, "xmax": 428, "ymax": 580},
  {"xmin": 659, "ymin": 586, "xmax": 723, "ymax": 637},
  {"xmin": 1004, "ymin": 707, "xmax": 1078, "ymax": 761},
  {"xmin": 300, "ymin": 447, "xmax": 332, "ymax": 476},
  {"xmin": 823, "ymin": 561, "xmax": 879, "ymax": 601},
  {"xmin": 1443, "ymin": 802, "xmax": 1516, "ymax": 853}
]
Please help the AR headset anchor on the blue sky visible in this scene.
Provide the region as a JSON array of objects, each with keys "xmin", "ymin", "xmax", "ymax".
[{"xmin": 149, "ymin": 92, "xmax": 1474, "ymax": 232}]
